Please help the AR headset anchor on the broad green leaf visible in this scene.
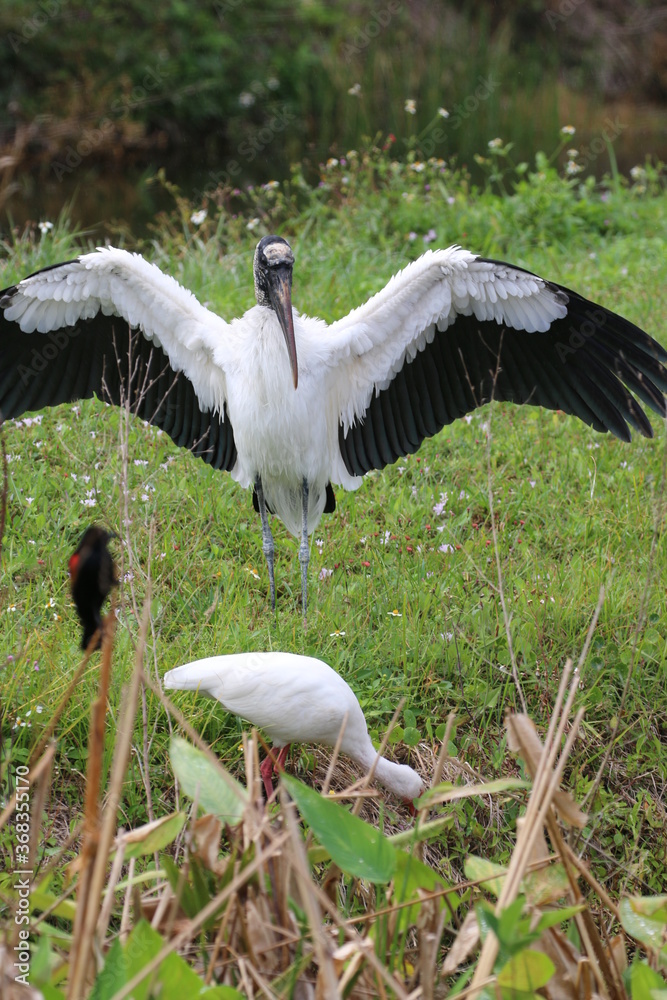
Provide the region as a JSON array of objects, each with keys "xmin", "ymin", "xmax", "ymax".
[
  {"xmin": 41, "ymin": 988, "xmax": 67, "ymax": 1000},
  {"xmin": 282, "ymin": 773, "xmax": 396, "ymax": 883},
  {"xmin": 421, "ymin": 777, "xmax": 528, "ymax": 808},
  {"xmin": 170, "ymin": 736, "xmax": 247, "ymax": 824},
  {"xmin": 162, "ymin": 855, "xmax": 200, "ymax": 919},
  {"xmin": 30, "ymin": 884, "xmax": 77, "ymax": 923},
  {"xmin": 389, "ymin": 815, "xmax": 454, "ymax": 848},
  {"xmin": 91, "ymin": 939, "xmax": 127, "ymax": 1000},
  {"xmin": 393, "ymin": 849, "xmax": 458, "ymax": 930},
  {"xmin": 630, "ymin": 960, "xmax": 667, "ymax": 1000},
  {"xmin": 118, "ymin": 812, "xmax": 186, "ymax": 860},
  {"xmin": 122, "ymin": 920, "xmax": 241, "ymax": 999},
  {"xmin": 466, "ymin": 856, "xmax": 507, "ymax": 899},
  {"xmin": 620, "ymin": 896, "xmax": 667, "ymax": 954},
  {"xmin": 497, "ymin": 950, "xmax": 555, "ymax": 992},
  {"xmin": 533, "ymin": 905, "xmax": 584, "ymax": 933},
  {"xmin": 523, "ymin": 863, "xmax": 570, "ymax": 906}
]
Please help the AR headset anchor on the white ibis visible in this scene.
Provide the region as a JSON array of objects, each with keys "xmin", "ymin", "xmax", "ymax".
[
  {"xmin": 2, "ymin": 236, "xmax": 666, "ymax": 614},
  {"xmin": 163, "ymin": 651, "xmax": 424, "ymax": 803}
]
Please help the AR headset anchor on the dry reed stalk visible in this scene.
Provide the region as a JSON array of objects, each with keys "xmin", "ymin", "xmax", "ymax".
[
  {"xmin": 282, "ymin": 794, "xmax": 339, "ymax": 996},
  {"xmin": 467, "ymin": 664, "xmax": 583, "ymax": 999},
  {"xmin": 96, "ymin": 840, "xmax": 126, "ymax": 943},
  {"xmin": 68, "ymin": 600, "xmax": 146, "ymax": 998},
  {"xmin": 67, "ymin": 611, "xmax": 116, "ymax": 998},
  {"xmin": 141, "ymin": 668, "xmax": 249, "ymax": 805},
  {"xmin": 28, "ymin": 649, "xmax": 99, "ymax": 769},
  {"xmin": 108, "ymin": 830, "xmax": 292, "ymax": 1000}
]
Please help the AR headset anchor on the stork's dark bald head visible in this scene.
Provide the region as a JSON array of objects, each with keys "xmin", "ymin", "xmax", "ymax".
[
  {"xmin": 252, "ymin": 235, "xmax": 298, "ymax": 388},
  {"xmin": 253, "ymin": 236, "xmax": 294, "ymax": 305}
]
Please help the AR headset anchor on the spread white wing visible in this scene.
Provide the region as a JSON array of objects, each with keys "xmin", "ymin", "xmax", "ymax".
[{"xmin": 320, "ymin": 246, "xmax": 667, "ymax": 476}]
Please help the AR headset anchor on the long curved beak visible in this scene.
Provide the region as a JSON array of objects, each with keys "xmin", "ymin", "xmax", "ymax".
[{"xmin": 267, "ymin": 265, "xmax": 298, "ymax": 390}]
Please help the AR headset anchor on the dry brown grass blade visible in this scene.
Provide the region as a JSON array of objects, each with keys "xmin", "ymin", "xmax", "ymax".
[
  {"xmin": 506, "ymin": 714, "xmax": 588, "ymax": 828},
  {"xmin": 28, "ymin": 646, "xmax": 99, "ymax": 770},
  {"xmin": 68, "ymin": 598, "xmax": 147, "ymax": 999},
  {"xmin": 282, "ymin": 794, "xmax": 339, "ymax": 996},
  {"xmin": 108, "ymin": 830, "xmax": 292, "ymax": 1000},
  {"xmin": 468, "ymin": 665, "xmax": 583, "ymax": 999},
  {"xmin": 67, "ymin": 609, "xmax": 117, "ymax": 999}
]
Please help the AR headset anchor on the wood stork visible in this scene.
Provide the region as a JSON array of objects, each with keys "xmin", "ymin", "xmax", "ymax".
[
  {"xmin": 68, "ymin": 525, "xmax": 118, "ymax": 649},
  {"xmin": 163, "ymin": 651, "xmax": 424, "ymax": 802},
  {"xmin": 1, "ymin": 235, "xmax": 666, "ymax": 614}
]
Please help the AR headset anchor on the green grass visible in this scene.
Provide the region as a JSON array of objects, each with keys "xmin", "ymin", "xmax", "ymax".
[{"xmin": 1, "ymin": 141, "xmax": 667, "ymax": 904}]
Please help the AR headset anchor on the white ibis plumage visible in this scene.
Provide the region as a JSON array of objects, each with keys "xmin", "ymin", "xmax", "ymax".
[
  {"xmin": 1, "ymin": 236, "xmax": 666, "ymax": 614},
  {"xmin": 163, "ymin": 651, "xmax": 424, "ymax": 802}
]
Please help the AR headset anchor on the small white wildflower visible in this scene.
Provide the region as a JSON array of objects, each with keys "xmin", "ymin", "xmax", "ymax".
[
  {"xmin": 387, "ymin": 609, "xmax": 402, "ymax": 617},
  {"xmin": 262, "ymin": 180, "xmax": 279, "ymax": 191},
  {"xmin": 239, "ymin": 91, "xmax": 256, "ymax": 108},
  {"xmin": 190, "ymin": 209, "xmax": 207, "ymax": 225},
  {"xmin": 437, "ymin": 107, "xmax": 449, "ymax": 118},
  {"xmin": 560, "ymin": 124, "xmax": 576, "ymax": 136},
  {"xmin": 318, "ymin": 567, "xmax": 333, "ymax": 580},
  {"xmin": 439, "ymin": 543, "xmax": 454, "ymax": 554},
  {"xmin": 81, "ymin": 498, "xmax": 97, "ymax": 507},
  {"xmin": 404, "ymin": 98, "xmax": 416, "ymax": 115},
  {"xmin": 565, "ymin": 160, "xmax": 582, "ymax": 175},
  {"xmin": 38, "ymin": 221, "xmax": 54, "ymax": 235},
  {"xmin": 347, "ymin": 83, "xmax": 361, "ymax": 97},
  {"xmin": 25, "ymin": 497, "xmax": 34, "ymax": 505},
  {"xmin": 329, "ymin": 629, "xmax": 346, "ymax": 637},
  {"xmin": 410, "ymin": 161, "xmax": 425, "ymax": 173},
  {"xmin": 488, "ymin": 137, "xmax": 503, "ymax": 149},
  {"xmin": 630, "ymin": 165, "xmax": 646, "ymax": 181},
  {"xmin": 247, "ymin": 217, "xmax": 260, "ymax": 231},
  {"xmin": 326, "ymin": 157, "xmax": 339, "ymax": 169},
  {"xmin": 134, "ymin": 459, "xmax": 149, "ymax": 466}
]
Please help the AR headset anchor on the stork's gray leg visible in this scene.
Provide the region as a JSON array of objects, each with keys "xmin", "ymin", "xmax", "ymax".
[
  {"xmin": 299, "ymin": 478, "xmax": 310, "ymax": 617},
  {"xmin": 255, "ymin": 476, "xmax": 276, "ymax": 611}
]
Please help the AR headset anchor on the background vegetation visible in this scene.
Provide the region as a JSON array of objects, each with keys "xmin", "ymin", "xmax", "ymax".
[{"xmin": 0, "ymin": 139, "xmax": 666, "ymax": 993}]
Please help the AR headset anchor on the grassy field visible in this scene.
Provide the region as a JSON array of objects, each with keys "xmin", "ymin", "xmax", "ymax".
[{"xmin": 1, "ymin": 140, "xmax": 666, "ymax": 994}]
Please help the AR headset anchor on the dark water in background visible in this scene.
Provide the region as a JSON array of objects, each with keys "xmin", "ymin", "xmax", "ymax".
[{"xmin": 3, "ymin": 95, "xmax": 667, "ymax": 242}]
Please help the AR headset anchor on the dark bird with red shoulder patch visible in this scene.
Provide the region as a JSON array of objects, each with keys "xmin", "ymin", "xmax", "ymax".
[{"xmin": 69, "ymin": 526, "xmax": 118, "ymax": 650}]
